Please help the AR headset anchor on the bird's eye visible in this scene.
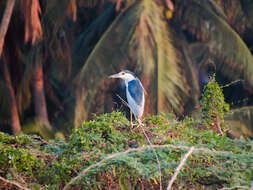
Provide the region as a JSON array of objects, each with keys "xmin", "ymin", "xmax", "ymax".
[{"xmin": 122, "ymin": 73, "xmax": 125, "ymax": 75}]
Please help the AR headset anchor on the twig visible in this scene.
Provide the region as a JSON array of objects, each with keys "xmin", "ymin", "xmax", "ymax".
[
  {"xmin": 167, "ymin": 147, "xmax": 195, "ymax": 190},
  {"xmin": 98, "ymin": 93, "xmax": 162, "ymax": 189},
  {"xmin": 116, "ymin": 94, "xmax": 162, "ymax": 189},
  {"xmin": 9, "ymin": 168, "xmax": 26, "ymax": 185},
  {"xmin": 63, "ymin": 144, "xmax": 242, "ymax": 190},
  {"xmin": 63, "ymin": 145, "xmax": 164, "ymax": 190},
  {"xmin": 216, "ymin": 117, "xmax": 224, "ymax": 136},
  {"xmin": 221, "ymin": 79, "xmax": 243, "ymax": 88},
  {"xmin": 0, "ymin": 176, "xmax": 31, "ymax": 190},
  {"xmin": 30, "ymin": 135, "xmax": 50, "ymax": 145},
  {"xmin": 220, "ymin": 186, "xmax": 250, "ymax": 190},
  {"xmin": 138, "ymin": 121, "xmax": 162, "ymax": 190},
  {"xmin": 63, "ymin": 147, "xmax": 140, "ymax": 190},
  {"xmin": 116, "ymin": 94, "xmax": 129, "ymax": 108}
]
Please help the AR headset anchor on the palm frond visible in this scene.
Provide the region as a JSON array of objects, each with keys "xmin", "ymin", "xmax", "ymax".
[
  {"xmin": 169, "ymin": 26, "xmax": 200, "ymax": 113},
  {"xmin": 175, "ymin": 0, "xmax": 253, "ymax": 92},
  {"xmin": 73, "ymin": 3, "xmax": 116, "ymax": 74},
  {"xmin": 202, "ymin": 0, "xmax": 227, "ymax": 21},
  {"xmin": 214, "ymin": 0, "xmax": 250, "ymax": 34},
  {"xmin": 74, "ymin": 0, "xmax": 190, "ymax": 124}
]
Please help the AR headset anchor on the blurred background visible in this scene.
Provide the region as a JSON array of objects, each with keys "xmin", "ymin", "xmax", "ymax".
[{"xmin": 0, "ymin": 0, "xmax": 253, "ymax": 138}]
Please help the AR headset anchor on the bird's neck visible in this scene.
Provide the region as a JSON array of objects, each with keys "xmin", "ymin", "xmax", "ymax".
[{"xmin": 124, "ymin": 79, "xmax": 134, "ymax": 86}]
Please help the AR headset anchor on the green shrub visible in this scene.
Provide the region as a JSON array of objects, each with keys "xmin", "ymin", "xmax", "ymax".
[
  {"xmin": 0, "ymin": 113, "xmax": 252, "ymax": 189},
  {"xmin": 200, "ymin": 74, "xmax": 230, "ymax": 133}
]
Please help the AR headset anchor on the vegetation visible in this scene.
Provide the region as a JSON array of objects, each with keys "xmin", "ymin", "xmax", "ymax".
[
  {"xmin": 0, "ymin": 1, "xmax": 253, "ymax": 189},
  {"xmin": 0, "ymin": 0, "xmax": 253, "ymax": 137},
  {"xmin": 0, "ymin": 111, "xmax": 252, "ymax": 189},
  {"xmin": 200, "ymin": 74, "xmax": 230, "ymax": 135}
]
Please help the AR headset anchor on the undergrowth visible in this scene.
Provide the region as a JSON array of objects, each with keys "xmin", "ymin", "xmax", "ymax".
[{"xmin": 0, "ymin": 112, "xmax": 253, "ymax": 189}]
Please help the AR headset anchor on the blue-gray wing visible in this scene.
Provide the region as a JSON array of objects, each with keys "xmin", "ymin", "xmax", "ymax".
[{"xmin": 128, "ymin": 80, "xmax": 143, "ymax": 106}]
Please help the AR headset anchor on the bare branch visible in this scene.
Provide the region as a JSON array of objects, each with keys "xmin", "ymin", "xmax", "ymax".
[
  {"xmin": 221, "ymin": 79, "xmax": 244, "ymax": 88},
  {"xmin": 167, "ymin": 147, "xmax": 195, "ymax": 190},
  {"xmin": 63, "ymin": 147, "xmax": 140, "ymax": 190},
  {"xmin": 116, "ymin": 94, "xmax": 129, "ymax": 107},
  {"xmin": 63, "ymin": 144, "xmax": 237, "ymax": 190},
  {"xmin": 0, "ymin": 176, "xmax": 31, "ymax": 190}
]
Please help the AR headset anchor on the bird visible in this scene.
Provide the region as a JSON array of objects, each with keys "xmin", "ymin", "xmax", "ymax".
[{"xmin": 109, "ymin": 70, "xmax": 145, "ymax": 121}]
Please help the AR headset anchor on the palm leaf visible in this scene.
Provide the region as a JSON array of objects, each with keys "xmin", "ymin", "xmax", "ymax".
[
  {"xmin": 169, "ymin": 26, "xmax": 200, "ymax": 113},
  {"xmin": 176, "ymin": 0, "xmax": 253, "ymax": 91},
  {"xmin": 74, "ymin": 0, "xmax": 190, "ymax": 124},
  {"xmin": 73, "ymin": 3, "xmax": 116, "ymax": 73},
  {"xmin": 213, "ymin": 0, "xmax": 251, "ymax": 34}
]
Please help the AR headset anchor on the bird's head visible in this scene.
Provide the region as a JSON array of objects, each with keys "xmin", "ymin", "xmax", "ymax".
[{"xmin": 109, "ymin": 70, "xmax": 136, "ymax": 82}]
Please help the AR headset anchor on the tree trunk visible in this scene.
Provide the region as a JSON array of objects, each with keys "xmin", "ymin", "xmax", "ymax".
[
  {"xmin": 33, "ymin": 59, "xmax": 49, "ymax": 124},
  {"xmin": 0, "ymin": 0, "xmax": 16, "ymax": 57},
  {"xmin": 2, "ymin": 59, "xmax": 21, "ymax": 134}
]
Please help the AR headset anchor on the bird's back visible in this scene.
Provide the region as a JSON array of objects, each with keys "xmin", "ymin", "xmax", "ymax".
[{"xmin": 126, "ymin": 79, "xmax": 144, "ymax": 117}]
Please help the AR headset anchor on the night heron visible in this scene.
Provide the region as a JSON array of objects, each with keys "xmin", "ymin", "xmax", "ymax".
[{"xmin": 109, "ymin": 70, "xmax": 145, "ymax": 121}]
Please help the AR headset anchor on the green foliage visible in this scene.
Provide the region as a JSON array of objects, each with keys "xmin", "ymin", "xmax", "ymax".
[
  {"xmin": 0, "ymin": 133, "xmax": 45, "ymax": 178},
  {"xmin": 200, "ymin": 75, "xmax": 230, "ymax": 130},
  {"xmin": 68, "ymin": 112, "xmax": 131, "ymax": 154},
  {"xmin": 0, "ymin": 113, "xmax": 252, "ymax": 189}
]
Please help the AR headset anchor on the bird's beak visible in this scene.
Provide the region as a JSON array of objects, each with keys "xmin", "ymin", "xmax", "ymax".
[{"xmin": 108, "ymin": 73, "xmax": 121, "ymax": 79}]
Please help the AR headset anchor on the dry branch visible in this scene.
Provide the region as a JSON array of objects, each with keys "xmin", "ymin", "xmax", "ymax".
[
  {"xmin": 63, "ymin": 144, "xmax": 236, "ymax": 190},
  {"xmin": 0, "ymin": 176, "xmax": 31, "ymax": 190},
  {"xmin": 167, "ymin": 147, "xmax": 195, "ymax": 190}
]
